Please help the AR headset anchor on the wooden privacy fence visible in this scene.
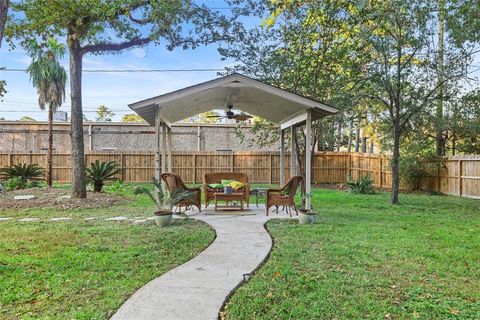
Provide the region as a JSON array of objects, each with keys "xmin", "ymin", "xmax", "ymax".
[{"xmin": 0, "ymin": 152, "xmax": 479, "ymax": 199}]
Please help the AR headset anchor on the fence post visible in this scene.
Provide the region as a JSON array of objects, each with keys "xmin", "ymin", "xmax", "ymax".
[
  {"xmin": 269, "ymin": 154, "xmax": 273, "ymax": 184},
  {"xmin": 8, "ymin": 153, "xmax": 12, "ymax": 167},
  {"xmin": 458, "ymin": 159, "xmax": 463, "ymax": 197},
  {"xmin": 379, "ymin": 155, "xmax": 383, "ymax": 188},
  {"xmin": 193, "ymin": 153, "xmax": 197, "ymax": 184},
  {"xmin": 230, "ymin": 153, "xmax": 234, "ymax": 172},
  {"xmin": 348, "ymin": 153, "xmax": 352, "ymax": 179},
  {"xmin": 437, "ymin": 162, "xmax": 441, "ymax": 192},
  {"xmin": 120, "ymin": 153, "xmax": 125, "ymax": 181}
]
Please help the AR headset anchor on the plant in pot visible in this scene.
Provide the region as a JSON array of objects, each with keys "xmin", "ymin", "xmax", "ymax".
[
  {"xmin": 133, "ymin": 180, "xmax": 192, "ymax": 227},
  {"xmin": 298, "ymin": 193, "xmax": 317, "ymax": 225}
]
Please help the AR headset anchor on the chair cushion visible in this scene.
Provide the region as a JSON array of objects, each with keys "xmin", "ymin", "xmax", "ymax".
[
  {"xmin": 221, "ymin": 179, "xmax": 234, "ymax": 186},
  {"xmin": 229, "ymin": 181, "xmax": 244, "ymax": 190},
  {"xmin": 208, "ymin": 183, "xmax": 224, "ymax": 189}
]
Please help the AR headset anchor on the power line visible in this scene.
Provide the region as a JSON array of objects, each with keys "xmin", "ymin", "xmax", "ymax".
[{"xmin": 1, "ymin": 67, "xmax": 225, "ymax": 73}]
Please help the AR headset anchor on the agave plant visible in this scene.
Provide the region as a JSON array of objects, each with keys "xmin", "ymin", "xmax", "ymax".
[
  {"xmin": 346, "ymin": 175, "xmax": 375, "ymax": 194},
  {"xmin": 85, "ymin": 160, "xmax": 120, "ymax": 192},
  {"xmin": 0, "ymin": 163, "xmax": 45, "ymax": 189},
  {"xmin": 133, "ymin": 179, "xmax": 192, "ymax": 213}
]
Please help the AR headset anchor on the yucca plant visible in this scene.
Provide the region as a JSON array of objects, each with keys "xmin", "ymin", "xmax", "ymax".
[
  {"xmin": 346, "ymin": 175, "xmax": 375, "ymax": 194},
  {"xmin": 0, "ymin": 163, "xmax": 45, "ymax": 189},
  {"xmin": 85, "ymin": 160, "xmax": 120, "ymax": 192},
  {"xmin": 133, "ymin": 179, "xmax": 192, "ymax": 213}
]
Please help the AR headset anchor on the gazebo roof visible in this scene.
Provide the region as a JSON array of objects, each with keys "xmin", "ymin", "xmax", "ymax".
[{"xmin": 128, "ymin": 73, "xmax": 338, "ymax": 127}]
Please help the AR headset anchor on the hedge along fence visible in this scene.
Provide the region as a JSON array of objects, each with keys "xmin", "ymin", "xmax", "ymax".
[{"xmin": 0, "ymin": 151, "xmax": 479, "ymax": 199}]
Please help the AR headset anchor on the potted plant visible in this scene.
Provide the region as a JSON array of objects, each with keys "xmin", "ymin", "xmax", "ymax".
[
  {"xmin": 298, "ymin": 193, "xmax": 317, "ymax": 224},
  {"xmin": 133, "ymin": 180, "xmax": 192, "ymax": 227}
]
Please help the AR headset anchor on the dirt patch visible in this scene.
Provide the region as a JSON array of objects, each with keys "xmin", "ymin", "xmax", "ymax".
[{"xmin": 0, "ymin": 188, "xmax": 128, "ymax": 211}]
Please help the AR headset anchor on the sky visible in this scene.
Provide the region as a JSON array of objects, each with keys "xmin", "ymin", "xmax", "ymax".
[{"xmin": 0, "ymin": 1, "xmax": 255, "ymax": 122}]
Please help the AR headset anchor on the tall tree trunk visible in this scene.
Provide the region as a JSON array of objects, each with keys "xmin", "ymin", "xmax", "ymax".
[
  {"xmin": 354, "ymin": 116, "xmax": 361, "ymax": 152},
  {"xmin": 391, "ymin": 125, "xmax": 401, "ymax": 205},
  {"xmin": 347, "ymin": 115, "xmax": 353, "ymax": 152},
  {"xmin": 361, "ymin": 136, "xmax": 367, "ymax": 153},
  {"xmin": 336, "ymin": 115, "xmax": 343, "ymax": 152},
  {"xmin": 68, "ymin": 41, "xmax": 86, "ymax": 198},
  {"xmin": 436, "ymin": 0, "xmax": 446, "ymax": 156},
  {"xmin": 0, "ymin": 0, "xmax": 8, "ymax": 47},
  {"xmin": 47, "ymin": 104, "xmax": 53, "ymax": 188}
]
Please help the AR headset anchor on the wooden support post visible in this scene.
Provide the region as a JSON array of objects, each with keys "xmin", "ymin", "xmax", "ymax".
[
  {"xmin": 230, "ymin": 153, "xmax": 234, "ymax": 172},
  {"xmin": 161, "ymin": 122, "xmax": 167, "ymax": 191},
  {"xmin": 154, "ymin": 109, "xmax": 161, "ymax": 192},
  {"xmin": 290, "ymin": 125, "xmax": 296, "ymax": 179},
  {"xmin": 167, "ymin": 126, "xmax": 173, "ymax": 172},
  {"xmin": 8, "ymin": 153, "xmax": 12, "ymax": 167},
  {"xmin": 459, "ymin": 159, "xmax": 463, "ymax": 197},
  {"xmin": 280, "ymin": 129, "xmax": 285, "ymax": 185},
  {"xmin": 305, "ymin": 110, "xmax": 312, "ymax": 210}
]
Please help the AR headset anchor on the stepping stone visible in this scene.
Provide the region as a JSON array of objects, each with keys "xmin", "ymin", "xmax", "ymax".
[
  {"xmin": 49, "ymin": 217, "xmax": 73, "ymax": 221},
  {"xmin": 56, "ymin": 195, "xmax": 71, "ymax": 201},
  {"xmin": 105, "ymin": 216, "xmax": 129, "ymax": 221},
  {"xmin": 14, "ymin": 195, "xmax": 36, "ymax": 200},
  {"xmin": 132, "ymin": 219, "xmax": 147, "ymax": 224},
  {"xmin": 18, "ymin": 218, "xmax": 39, "ymax": 222},
  {"xmin": 84, "ymin": 217, "xmax": 98, "ymax": 221},
  {"xmin": 0, "ymin": 217, "xmax": 12, "ymax": 221}
]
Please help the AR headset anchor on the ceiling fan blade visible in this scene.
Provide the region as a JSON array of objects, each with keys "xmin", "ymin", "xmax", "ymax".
[
  {"xmin": 233, "ymin": 114, "xmax": 253, "ymax": 121},
  {"xmin": 206, "ymin": 115, "xmax": 223, "ymax": 118}
]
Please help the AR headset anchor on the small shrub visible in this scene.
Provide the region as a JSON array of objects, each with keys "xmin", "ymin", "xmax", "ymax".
[
  {"xmin": 106, "ymin": 179, "xmax": 124, "ymax": 194},
  {"xmin": 85, "ymin": 160, "xmax": 120, "ymax": 192},
  {"xmin": 346, "ymin": 175, "xmax": 375, "ymax": 194},
  {"xmin": 0, "ymin": 182, "xmax": 6, "ymax": 194},
  {"xmin": 0, "ymin": 163, "xmax": 45, "ymax": 189},
  {"xmin": 3, "ymin": 177, "xmax": 25, "ymax": 190}
]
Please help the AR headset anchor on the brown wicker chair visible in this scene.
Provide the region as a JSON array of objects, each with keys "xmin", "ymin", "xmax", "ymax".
[
  {"xmin": 266, "ymin": 175, "xmax": 303, "ymax": 216},
  {"xmin": 161, "ymin": 172, "xmax": 201, "ymax": 212},
  {"xmin": 203, "ymin": 172, "xmax": 249, "ymax": 208}
]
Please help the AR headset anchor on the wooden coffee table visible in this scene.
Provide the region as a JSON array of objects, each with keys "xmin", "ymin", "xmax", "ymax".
[{"xmin": 214, "ymin": 192, "xmax": 244, "ymax": 211}]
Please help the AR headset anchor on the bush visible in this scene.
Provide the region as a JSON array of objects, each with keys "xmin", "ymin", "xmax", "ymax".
[
  {"xmin": 85, "ymin": 160, "xmax": 120, "ymax": 192},
  {"xmin": 0, "ymin": 182, "xmax": 6, "ymax": 194},
  {"xmin": 346, "ymin": 175, "xmax": 375, "ymax": 194},
  {"xmin": 3, "ymin": 177, "xmax": 25, "ymax": 190},
  {"xmin": 0, "ymin": 163, "xmax": 45, "ymax": 189}
]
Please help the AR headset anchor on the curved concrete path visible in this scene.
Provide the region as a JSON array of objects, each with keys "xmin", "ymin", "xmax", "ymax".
[{"xmin": 112, "ymin": 209, "xmax": 287, "ymax": 320}]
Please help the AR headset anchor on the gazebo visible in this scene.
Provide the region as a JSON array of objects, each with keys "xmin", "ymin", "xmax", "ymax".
[{"xmin": 128, "ymin": 73, "xmax": 337, "ymax": 209}]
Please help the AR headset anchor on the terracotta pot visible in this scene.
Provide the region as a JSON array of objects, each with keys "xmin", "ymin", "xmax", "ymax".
[
  {"xmin": 298, "ymin": 211, "xmax": 317, "ymax": 225},
  {"xmin": 154, "ymin": 211, "xmax": 173, "ymax": 227}
]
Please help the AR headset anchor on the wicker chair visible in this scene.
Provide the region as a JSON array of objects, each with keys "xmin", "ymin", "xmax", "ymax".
[
  {"xmin": 266, "ymin": 175, "xmax": 303, "ymax": 216},
  {"xmin": 161, "ymin": 172, "xmax": 201, "ymax": 212},
  {"xmin": 203, "ymin": 172, "xmax": 249, "ymax": 208}
]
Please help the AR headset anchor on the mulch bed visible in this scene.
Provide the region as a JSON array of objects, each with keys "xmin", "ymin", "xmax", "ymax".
[{"xmin": 0, "ymin": 188, "xmax": 128, "ymax": 211}]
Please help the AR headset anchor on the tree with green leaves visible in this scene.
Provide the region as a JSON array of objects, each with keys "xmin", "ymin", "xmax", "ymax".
[
  {"xmin": 357, "ymin": 0, "xmax": 470, "ymax": 204},
  {"xmin": 7, "ymin": 0, "xmax": 237, "ymax": 198},
  {"xmin": 26, "ymin": 38, "xmax": 67, "ymax": 188},
  {"xmin": 95, "ymin": 105, "xmax": 115, "ymax": 122},
  {"xmin": 19, "ymin": 116, "xmax": 35, "ymax": 121},
  {"xmin": 121, "ymin": 113, "xmax": 145, "ymax": 123}
]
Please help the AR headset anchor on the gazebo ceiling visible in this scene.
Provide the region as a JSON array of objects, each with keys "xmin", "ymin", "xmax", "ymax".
[{"xmin": 128, "ymin": 73, "xmax": 338, "ymax": 126}]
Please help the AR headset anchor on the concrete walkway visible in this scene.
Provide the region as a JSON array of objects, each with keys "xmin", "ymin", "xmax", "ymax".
[{"xmin": 111, "ymin": 207, "xmax": 290, "ymax": 320}]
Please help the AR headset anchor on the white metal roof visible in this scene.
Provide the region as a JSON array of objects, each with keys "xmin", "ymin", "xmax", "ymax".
[{"xmin": 128, "ymin": 73, "xmax": 338, "ymax": 126}]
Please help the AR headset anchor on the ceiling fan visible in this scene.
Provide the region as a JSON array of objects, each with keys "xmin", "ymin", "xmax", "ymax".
[{"xmin": 207, "ymin": 105, "xmax": 253, "ymax": 121}]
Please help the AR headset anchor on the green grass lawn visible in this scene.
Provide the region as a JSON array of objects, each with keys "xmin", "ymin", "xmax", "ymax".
[
  {"xmin": 224, "ymin": 190, "xmax": 480, "ymax": 320},
  {"xmin": 0, "ymin": 184, "xmax": 215, "ymax": 320}
]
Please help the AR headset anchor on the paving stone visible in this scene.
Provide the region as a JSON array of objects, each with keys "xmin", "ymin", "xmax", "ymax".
[
  {"xmin": 18, "ymin": 218, "xmax": 40, "ymax": 222},
  {"xmin": 0, "ymin": 217, "xmax": 12, "ymax": 221},
  {"xmin": 14, "ymin": 195, "xmax": 36, "ymax": 200},
  {"xmin": 49, "ymin": 217, "xmax": 73, "ymax": 221},
  {"xmin": 105, "ymin": 216, "xmax": 129, "ymax": 221}
]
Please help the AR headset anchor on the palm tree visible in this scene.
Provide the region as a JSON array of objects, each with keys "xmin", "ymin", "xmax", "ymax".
[{"xmin": 26, "ymin": 38, "xmax": 67, "ymax": 188}]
